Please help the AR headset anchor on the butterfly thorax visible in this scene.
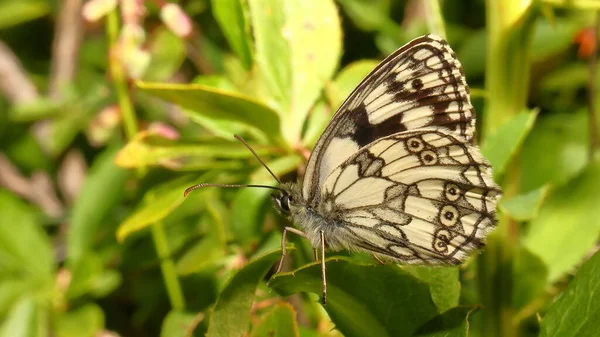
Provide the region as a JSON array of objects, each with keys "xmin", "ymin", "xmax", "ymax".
[{"xmin": 274, "ymin": 182, "xmax": 351, "ymax": 251}]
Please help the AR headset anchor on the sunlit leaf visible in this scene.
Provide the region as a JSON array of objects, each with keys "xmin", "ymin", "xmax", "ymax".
[
  {"xmin": 212, "ymin": 0, "xmax": 253, "ymax": 70},
  {"xmin": 117, "ymin": 176, "xmax": 198, "ymax": 242},
  {"xmin": 137, "ymin": 82, "xmax": 282, "ymax": 143}
]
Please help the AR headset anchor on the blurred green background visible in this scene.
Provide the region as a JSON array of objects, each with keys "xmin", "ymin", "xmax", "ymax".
[{"xmin": 1, "ymin": 0, "xmax": 600, "ymax": 336}]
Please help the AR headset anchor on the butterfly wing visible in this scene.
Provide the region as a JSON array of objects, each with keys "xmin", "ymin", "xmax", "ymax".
[
  {"xmin": 318, "ymin": 128, "xmax": 500, "ymax": 264},
  {"xmin": 303, "ymin": 34, "xmax": 474, "ymax": 205}
]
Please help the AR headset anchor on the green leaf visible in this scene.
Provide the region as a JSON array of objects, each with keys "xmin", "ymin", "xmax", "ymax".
[
  {"xmin": 0, "ymin": 190, "xmax": 54, "ymax": 279},
  {"xmin": 68, "ymin": 146, "xmax": 128, "ymax": 264},
  {"xmin": 404, "ymin": 266, "xmax": 460, "ymax": 313},
  {"xmin": 212, "ymin": 0, "xmax": 253, "ymax": 70},
  {"xmin": 55, "ymin": 304, "xmax": 104, "ymax": 337},
  {"xmin": 136, "ymin": 81, "xmax": 282, "ymax": 143},
  {"xmin": 176, "ymin": 190, "xmax": 228, "ymax": 275},
  {"xmin": 413, "ymin": 306, "xmax": 477, "ymax": 337},
  {"xmin": 520, "ymin": 109, "xmax": 589, "ymax": 192},
  {"xmin": 0, "ymin": 0, "xmax": 50, "ymax": 29},
  {"xmin": 523, "ymin": 161, "xmax": 600, "ymax": 282},
  {"xmin": 539, "ymin": 250, "xmax": 600, "ymax": 337},
  {"xmin": 330, "ymin": 60, "xmax": 379, "ymax": 107},
  {"xmin": 0, "ymin": 295, "xmax": 46, "ymax": 337},
  {"xmin": 117, "ymin": 176, "xmax": 198, "ymax": 242},
  {"xmin": 500, "ymin": 185, "xmax": 550, "ymax": 221},
  {"xmin": 206, "ymin": 250, "xmax": 282, "ymax": 337},
  {"xmin": 281, "ymin": 0, "xmax": 342, "ymax": 144},
  {"xmin": 512, "ymin": 246, "xmax": 548, "ymax": 312},
  {"xmin": 66, "ymin": 254, "xmax": 122, "ymax": 300},
  {"xmin": 250, "ymin": 303, "xmax": 300, "ymax": 337},
  {"xmin": 144, "ymin": 28, "xmax": 186, "ymax": 82},
  {"xmin": 247, "ymin": 0, "xmax": 291, "ymax": 110},
  {"xmin": 115, "ymin": 134, "xmax": 272, "ymax": 171},
  {"xmin": 230, "ymin": 155, "xmax": 302, "ymax": 247},
  {"xmin": 269, "ymin": 258, "xmax": 439, "ymax": 337},
  {"xmin": 481, "ymin": 109, "xmax": 538, "ymax": 178},
  {"xmin": 160, "ymin": 310, "xmax": 203, "ymax": 337}
]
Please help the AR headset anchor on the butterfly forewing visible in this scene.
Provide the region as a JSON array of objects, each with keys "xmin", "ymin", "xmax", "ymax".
[
  {"xmin": 303, "ymin": 34, "xmax": 475, "ymax": 204},
  {"xmin": 316, "ymin": 128, "xmax": 500, "ymax": 264}
]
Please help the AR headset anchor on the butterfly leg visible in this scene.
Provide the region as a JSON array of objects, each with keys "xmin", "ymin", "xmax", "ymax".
[
  {"xmin": 276, "ymin": 227, "xmax": 307, "ymax": 274},
  {"xmin": 320, "ymin": 230, "xmax": 327, "ymax": 305}
]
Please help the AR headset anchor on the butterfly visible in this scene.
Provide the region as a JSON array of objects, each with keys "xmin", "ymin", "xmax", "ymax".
[{"xmin": 185, "ymin": 34, "xmax": 501, "ymax": 305}]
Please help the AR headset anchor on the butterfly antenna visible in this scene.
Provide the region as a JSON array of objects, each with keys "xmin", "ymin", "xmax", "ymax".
[
  {"xmin": 184, "ymin": 183, "xmax": 282, "ymax": 197},
  {"xmin": 233, "ymin": 134, "xmax": 281, "ymax": 184}
]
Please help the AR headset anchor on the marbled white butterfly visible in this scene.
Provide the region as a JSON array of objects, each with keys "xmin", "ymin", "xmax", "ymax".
[{"xmin": 186, "ymin": 34, "xmax": 501, "ymax": 304}]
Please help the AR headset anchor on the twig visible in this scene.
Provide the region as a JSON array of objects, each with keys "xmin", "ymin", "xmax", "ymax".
[
  {"xmin": 0, "ymin": 153, "xmax": 64, "ymax": 217},
  {"xmin": 49, "ymin": 0, "xmax": 83, "ymax": 100},
  {"xmin": 0, "ymin": 41, "xmax": 39, "ymax": 104},
  {"xmin": 589, "ymin": 12, "xmax": 600, "ymax": 160}
]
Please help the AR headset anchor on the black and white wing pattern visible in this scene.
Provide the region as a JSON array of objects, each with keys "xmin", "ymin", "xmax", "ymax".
[
  {"xmin": 317, "ymin": 128, "xmax": 500, "ymax": 264},
  {"xmin": 303, "ymin": 34, "xmax": 474, "ymax": 205}
]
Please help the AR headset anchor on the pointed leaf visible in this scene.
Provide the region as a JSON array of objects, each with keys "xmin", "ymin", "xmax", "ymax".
[
  {"xmin": 161, "ymin": 310, "xmax": 203, "ymax": 337},
  {"xmin": 481, "ymin": 109, "xmax": 538, "ymax": 178},
  {"xmin": 212, "ymin": 0, "xmax": 252, "ymax": 70},
  {"xmin": 404, "ymin": 266, "xmax": 460, "ymax": 313},
  {"xmin": 206, "ymin": 250, "xmax": 281, "ymax": 337},
  {"xmin": 69, "ymin": 146, "xmax": 128, "ymax": 264},
  {"xmin": 269, "ymin": 258, "xmax": 439, "ymax": 337},
  {"xmin": 250, "ymin": 303, "xmax": 300, "ymax": 337},
  {"xmin": 539, "ymin": 251, "xmax": 600, "ymax": 337},
  {"xmin": 500, "ymin": 185, "xmax": 550, "ymax": 222},
  {"xmin": 282, "ymin": 0, "xmax": 342, "ymax": 143},
  {"xmin": 247, "ymin": 0, "xmax": 291, "ymax": 110},
  {"xmin": 136, "ymin": 82, "xmax": 282, "ymax": 142},
  {"xmin": 117, "ymin": 176, "xmax": 199, "ymax": 242},
  {"xmin": 413, "ymin": 306, "xmax": 477, "ymax": 337}
]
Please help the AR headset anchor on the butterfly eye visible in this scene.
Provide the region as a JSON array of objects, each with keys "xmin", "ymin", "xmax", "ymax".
[{"xmin": 281, "ymin": 195, "xmax": 291, "ymax": 212}]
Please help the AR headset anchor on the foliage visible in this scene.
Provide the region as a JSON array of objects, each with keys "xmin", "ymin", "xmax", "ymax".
[{"xmin": 1, "ymin": 0, "xmax": 600, "ymax": 336}]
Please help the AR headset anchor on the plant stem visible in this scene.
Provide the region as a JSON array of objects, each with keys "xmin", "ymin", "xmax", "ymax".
[
  {"xmin": 480, "ymin": 1, "xmax": 536, "ymax": 336},
  {"xmin": 107, "ymin": 9, "xmax": 138, "ymax": 140},
  {"xmin": 424, "ymin": 0, "xmax": 446, "ymax": 38},
  {"xmin": 151, "ymin": 219, "xmax": 186, "ymax": 310}
]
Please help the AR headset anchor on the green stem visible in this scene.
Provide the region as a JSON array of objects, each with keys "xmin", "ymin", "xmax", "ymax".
[
  {"xmin": 479, "ymin": 1, "xmax": 536, "ymax": 336},
  {"xmin": 424, "ymin": 0, "xmax": 446, "ymax": 38},
  {"xmin": 151, "ymin": 220, "xmax": 186, "ymax": 310},
  {"xmin": 107, "ymin": 9, "xmax": 137, "ymax": 140}
]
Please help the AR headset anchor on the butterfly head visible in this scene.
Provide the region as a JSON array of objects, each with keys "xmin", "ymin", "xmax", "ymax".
[{"xmin": 271, "ymin": 182, "xmax": 304, "ymax": 216}]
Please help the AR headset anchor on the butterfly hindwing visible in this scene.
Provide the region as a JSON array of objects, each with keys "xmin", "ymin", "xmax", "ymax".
[
  {"xmin": 303, "ymin": 34, "xmax": 475, "ymax": 204},
  {"xmin": 317, "ymin": 128, "xmax": 500, "ymax": 264}
]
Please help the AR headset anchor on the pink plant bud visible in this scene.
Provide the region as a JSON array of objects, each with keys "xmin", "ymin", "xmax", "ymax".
[
  {"xmin": 149, "ymin": 122, "xmax": 180, "ymax": 140},
  {"xmin": 160, "ymin": 3, "xmax": 193, "ymax": 38},
  {"xmin": 88, "ymin": 105, "xmax": 121, "ymax": 146},
  {"xmin": 121, "ymin": 0, "xmax": 146, "ymax": 25},
  {"xmin": 119, "ymin": 23, "xmax": 150, "ymax": 78},
  {"xmin": 82, "ymin": 0, "xmax": 117, "ymax": 22}
]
